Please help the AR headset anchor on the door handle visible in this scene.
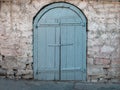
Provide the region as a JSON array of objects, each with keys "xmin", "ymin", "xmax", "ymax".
[
  {"xmin": 48, "ymin": 43, "xmax": 73, "ymax": 47},
  {"xmin": 48, "ymin": 44, "xmax": 61, "ymax": 47},
  {"xmin": 61, "ymin": 43, "xmax": 73, "ymax": 46}
]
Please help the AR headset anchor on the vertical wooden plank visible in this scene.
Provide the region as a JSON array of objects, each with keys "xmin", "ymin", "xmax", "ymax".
[
  {"xmin": 60, "ymin": 18, "xmax": 77, "ymax": 80},
  {"xmin": 74, "ymin": 25, "xmax": 83, "ymax": 80},
  {"xmin": 61, "ymin": 25, "xmax": 67, "ymax": 80},
  {"xmin": 46, "ymin": 26, "xmax": 55, "ymax": 80},
  {"xmin": 66, "ymin": 26, "xmax": 75, "ymax": 80},
  {"xmin": 37, "ymin": 26, "xmax": 46, "ymax": 80},
  {"xmin": 54, "ymin": 26, "xmax": 60, "ymax": 80},
  {"xmin": 82, "ymin": 25, "xmax": 87, "ymax": 81}
]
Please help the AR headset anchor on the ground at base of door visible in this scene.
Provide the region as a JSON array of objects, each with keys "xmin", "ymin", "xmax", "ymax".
[{"xmin": 0, "ymin": 78, "xmax": 120, "ymax": 90}]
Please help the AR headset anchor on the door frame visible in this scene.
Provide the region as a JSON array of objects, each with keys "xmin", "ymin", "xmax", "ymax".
[{"xmin": 33, "ymin": 2, "xmax": 87, "ymax": 80}]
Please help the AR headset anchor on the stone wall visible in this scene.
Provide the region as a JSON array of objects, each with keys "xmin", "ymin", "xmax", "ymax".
[{"xmin": 0, "ymin": 0, "xmax": 120, "ymax": 82}]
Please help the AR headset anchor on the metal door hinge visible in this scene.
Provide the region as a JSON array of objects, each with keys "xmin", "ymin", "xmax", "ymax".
[
  {"xmin": 36, "ymin": 71, "xmax": 38, "ymax": 74},
  {"xmin": 82, "ymin": 23, "xmax": 85, "ymax": 27},
  {"xmin": 83, "ymin": 69, "xmax": 86, "ymax": 73},
  {"xmin": 36, "ymin": 26, "xmax": 38, "ymax": 28}
]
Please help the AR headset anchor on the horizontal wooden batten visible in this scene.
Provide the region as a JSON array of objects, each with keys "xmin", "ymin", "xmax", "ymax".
[{"xmin": 37, "ymin": 23, "xmax": 85, "ymax": 27}]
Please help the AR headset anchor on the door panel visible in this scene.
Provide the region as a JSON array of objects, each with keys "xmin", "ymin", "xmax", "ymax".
[
  {"xmin": 61, "ymin": 18, "xmax": 83, "ymax": 80},
  {"xmin": 37, "ymin": 19, "xmax": 60, "ymax": 80}
]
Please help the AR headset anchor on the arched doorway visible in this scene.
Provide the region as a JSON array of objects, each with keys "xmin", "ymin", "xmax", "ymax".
[{"xmin": 33, "ymin": 2, "xmax": 87, "ymax": 80}]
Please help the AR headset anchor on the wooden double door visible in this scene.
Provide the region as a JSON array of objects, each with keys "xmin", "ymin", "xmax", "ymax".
[{"xmin": 34, "ymin": 3, "xmax": 86, "ymax": 80}]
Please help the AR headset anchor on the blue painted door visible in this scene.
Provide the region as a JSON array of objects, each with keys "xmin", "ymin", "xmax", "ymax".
[{"xmin": 34, "ymin": 3, "xmax": 86, "ymax": 80}]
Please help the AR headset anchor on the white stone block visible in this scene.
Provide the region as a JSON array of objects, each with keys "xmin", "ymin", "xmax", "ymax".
[
  {"xmin": 101, "ymin": 46, "xmax": 114, "ymax": 53},
  {"xmin": 78, "ymin": 1, "xmax": 88, "ymax": 9},
  {"xmin": 0, "ymin": 55, "xmax": 2, "ymax": 62},
  {"xmin": 88, "ymin": 22, "xmax": 99, "ymax": 31},
  {"xmin": 87, "ymin": 58, "xmax": 94, "ymax": 65},
  {"xmin": 101, "ymin": 34, "xmax": 108, "ymax": 39}
]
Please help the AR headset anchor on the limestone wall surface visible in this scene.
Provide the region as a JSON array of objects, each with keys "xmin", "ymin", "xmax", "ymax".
[{"xmin": 0, "ymin": 0, "xmax": 120, "ymax": 82}]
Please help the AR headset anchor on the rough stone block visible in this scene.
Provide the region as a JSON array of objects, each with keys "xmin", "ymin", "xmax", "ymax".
[
  {"xmin": 2, "ymin": 56, "xmax": 18, "ymax": 69},
  {"xmin": 0, "ymin": 68, "xmax": 7, "ymax": 76},
  {"xmin": 88, "ymin": 22, "xmax": 99, "ymax": 31},
  {"xmin": 78, "ymin": 1, "xmax": 88, "ymax": 9},
  {"xmin": 16, "ymin": 70, "xmax": 25, "ymax": 76},
  {"xmin": 87, "ymin": 58, "xmax": 94, "ymax": 65},
  {"xmin": 7, "ymin": 69, "xmax": 14, "ymax": 75},
  {"xmin": 0, "ymin": 55, "xmax": 2, "ymax": 62},
  {"xmin": 6, "ymin": 75, "xmax": 14, "ymax": 79},
  {"xmin": 26, "ymin": 57, "xmax": 33, "ymax": 64},
  {"xmin": 26, "ymin": 64, "xmax": 32, "ymax": 70},
  {"xmin": 94, "ymin": 58, "xmax": 111, "ymax": 65},
  {"xmin": 111, "ymin": 79, "xmax": 120, "ymax": 82},
  {"xmin": 17, "ymin": 62, "xmax": 26, "ymax": 69},
  {"xmin": 22, "ymin": 74, "xmax": 33, "ymax": 79},
  {"xmin": 1, "ymin": 48, "xmax": 17, "ymax": 56},
  {"xmin": 16, "ymin": 70, "xmax": 33, "ymax": 76},
  {"xmin": 108, "ymin": 67, "xmax": 120, "ymax": 77},
  {"xmin": 87, "ymin": 65, "xmax": 104, "ymax": 75},
  {"xmin": 111, "ymin": 59, "xmax": 120, "ymax": 66},
  {"xmin": 101, "ymin": 46, "xmax": 114, "ymax": 53}
]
